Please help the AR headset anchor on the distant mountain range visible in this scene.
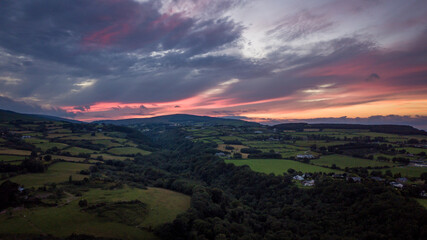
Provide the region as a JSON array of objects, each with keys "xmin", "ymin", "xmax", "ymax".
[
  {"xmin": 272, "ymin": 123, "xmax": 427, "ymax": 135},
  {"xmin": 93, "ymin": 114, "xmax": 260, "ymax": 127},
  {"xmin": 1, "ymin": 109, "xmax": 426, "ymax": 135}
]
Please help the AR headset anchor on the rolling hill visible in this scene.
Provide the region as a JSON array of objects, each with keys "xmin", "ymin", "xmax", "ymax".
[
  {"xmin": 0, "ymin": 109, "xmax": 80, "ymax": 123},
  {"xmin": 272, "ymin": 122, "xmax": 427, "ymax": 135},
  {"xmin": 93, "ymin": 114, "xmax": 260, "ymax": 127}
]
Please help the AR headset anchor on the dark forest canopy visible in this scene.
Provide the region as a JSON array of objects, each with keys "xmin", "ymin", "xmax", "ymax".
[{"xmin": 106, "ymin": 127, "xmax": 427, "ymax": 240}]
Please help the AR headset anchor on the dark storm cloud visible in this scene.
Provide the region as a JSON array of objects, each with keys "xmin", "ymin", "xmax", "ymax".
[
  {"xmin": 0, "ymin": 96, "xmax": 74, "ymax": 117},
  {"xmin": 0, "ymin": 0, "xmax": 243, "ymax": 106},
  {"xmin": 73, "ymin": 105, "xmax": 91, "ymax": 111},
  {"xmin": 366, "ymin": 73, "xmax": 380, "ymax": 82},
  {"xmin": 0, "ymin": 0, "xmax": 426, "ymax": 120}
]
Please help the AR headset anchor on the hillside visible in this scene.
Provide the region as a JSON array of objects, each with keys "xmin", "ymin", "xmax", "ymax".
[
  {"xmin": 94, "ymin": 114, "xmax": 260, "ymax": 127},
  {"xmin": 0, "ymin": 109, "xmax": 79, "ymax": 123},
  {"xmin": 0, "ymin": 110, "xmax": 426, "ymax": 240}
]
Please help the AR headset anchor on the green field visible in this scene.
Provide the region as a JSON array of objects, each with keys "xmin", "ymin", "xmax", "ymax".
[
  {"xmin": 0, "ymin": 155, "xmax": 25, "ymax": 162},
  {"xmin": 91, "ymin": 153, "xmax": 132, "ymax": 161},
  {"xmin": 83, "ymin": 186, "xmax": 191, "ymax": 227},
  {"xmin": 108, "ymin": 147, "xmax": 151, "ymax": 156},
  {"xmin": 0, "ymin": 148, "xmax": 31, "ymax": 156},
  {"xmin": 6, "ymin": 162, "xmax": 92, "ymax": 187},
  {"xmin": 63, "ymin": 146, "xmax": 98, "ymax": 155},
  {"xmin": 61, "ymin": 133, "xmax": 113, "ymax": 140},
  {"xmin": 34, "ymin": 142, "xmax": 69, "ymax": 151},
  {"xmin": 415, "ymin": 198, "xmax": 427, "ymax": 210},
  {"xmin": 0, "ymin": 187, "xmax": 190, "ymax": 240},
  {"xmin": 23, "ymin": 138, "xmax": 49, "ymax": 144},
  {"xmin": 312, "ymin": 154, "xmax": 395, "ymax": 168},
  {"xmin": 90, "ymin": 139, "xmax": 123, "ymax": 148},
  {"xmin": 373, "ymin": 166, "xmax": 426, "ymax": 178},
  {"xmin": 225, "ymin": 159, "xmax": 342, "ymax": 175},
  {"xmin": 397, "ymin": 147, "xmax": 427, "ymax": 155}
]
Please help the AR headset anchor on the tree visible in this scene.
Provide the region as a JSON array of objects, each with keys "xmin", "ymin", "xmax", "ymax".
[
  {"xmin": 43, "ymin": 155, "xmax": 52, "ymax": 162},
  {"xmin": 30, "ymin": 150, "xmax": 38, "ymax": 159},
  {"xmin": 78, "ymin": 199, "xmax": 87, "ymax": 207}
]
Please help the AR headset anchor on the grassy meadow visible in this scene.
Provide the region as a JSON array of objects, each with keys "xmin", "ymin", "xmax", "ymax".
[
  {"xmin": 0, "ymin": 186, "xmax": 190, "ymax": 240},
  {"xmin": 312, "ymin": 154, "xmax": 396, "ymax": 168},
  {"xmin": 225, "ymin": 159, "xmax": 343, "ymax": 175},
  {"xmin": 6, "ymin": 162, "xmax": 92, "ymax": 187}
]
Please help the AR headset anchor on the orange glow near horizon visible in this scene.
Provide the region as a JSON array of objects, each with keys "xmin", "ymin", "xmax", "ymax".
[{"xmin": 62, "ymin": 95, "xmax": 427, "ymax": 122}]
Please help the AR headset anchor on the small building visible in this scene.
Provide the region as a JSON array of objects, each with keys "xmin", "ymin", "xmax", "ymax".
[
  {"xmin": 396, "ymin": 177, "xmax": 408, "ymax": 184},
  {"xmin": 303, "ymin": 180, "xmax": 315, "ymax": 187},
  {"xmin": 215, "ymin": 152, "xmax": 226, "ymax": 157},
  {"xmin": 370, "ymin": 177, "xmax": 384, "ymax": 182},
  {"xmin": 254, "ymin": 131, "xmax": 263, "ymax": 134},
  {"xmin": 333, "ymin": 174, "xmax": 345, "ymax": 179},
  {"xmin": 293, "ymin": 175, "xmax": 304, "ymax": 181},
  {"xmin": 347, "ymin": 177, "xmax": 361, "ymax": 182},
  {"xmin": 21, "ymin": 135, "xmax": 31, "ymax": 139},
  {"xmin": 390, "ymin": 182, "xmax": 403, "ymax": 189},
  {"xmin": 296, "ymin": 154, "xmax": 314, "ymax": 159}
]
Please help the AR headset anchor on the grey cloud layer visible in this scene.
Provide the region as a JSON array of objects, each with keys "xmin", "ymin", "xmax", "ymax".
[
  {"xmin": 0, "ymin": 0, "xmax": 426, "ymax": 119},
  {"xmin": 0, "ymin": 0, "xmax": 244, "ymax": 105}
]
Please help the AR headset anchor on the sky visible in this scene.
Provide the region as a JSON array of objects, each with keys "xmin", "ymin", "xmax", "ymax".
[{"xmin": 0, "ymin": 0, "xmax": 426, "ymax": 126}]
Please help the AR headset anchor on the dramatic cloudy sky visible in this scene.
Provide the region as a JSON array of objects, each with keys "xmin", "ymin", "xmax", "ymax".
[{"xmin": 0, "ymin": 0, "xmax": 426, "ymax": 125}]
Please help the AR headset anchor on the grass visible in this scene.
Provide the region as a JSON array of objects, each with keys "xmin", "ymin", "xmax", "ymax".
[
  {"xmin": 0, "ymin": 186, "xmax": 190, "ymax": 240},
  {"xmin": 50, "ymin": 155, "xmax": 90, "ymax": 162},
  {"xmin": 217, "ymin": 144, "xmax": 249, "ymax": 158},
  {"xmin": 6, "ymin": 162, "xmax": 92, "ymax": 188},
  {"xmin": 48, "ymin": 128, "xmax": 72, "ymax": 133},
  {"xmin": 46, "ymin": 133, "xmax": 77, "ymax": 139},
  {"xmin": 61, "ymin": 133, "xmax": 113, "ymax": 140},
  {"xmin": 0, "ymin": 201, "xmax": 158, "ymax": 240},
  {"xmin": 225, "ymin": 159, "xmax": 343, "ymax": 175},
  {"xmin": 0, "ymin": 155, "xmax": 25, "ymax": 162},
  {"xmin": 0, "ymin": 149, "xmax": 31, "ymax": 156},
  {"xmin": 91, "ymin": 153, "xmax": 133, "ymax": 161},
  {"xmin": 312, "ymin": 154, "xmax": 395, "ymax": 168},
  {"xmin": 90, "ymin": 139, "xmax": 123, "ymax": 148},
  {"xmin": 63, "ymin": 146, "xmax": 98, "ymax": 155},
  {"xmin": 397, "ymin": 147, "xmax": 427, "ymax": 155},
  {"xmin": 108, "ymin": 147, "xmax": 151, "ymax": 156},
  {"xmin": 83, "ymin": 186, "xmax": 191, "ymax": 228},
  {"xmin": 373, "ymin": 166, "xmax": 426, "ymax": 178},
  {"xmin": 294, "ymin": 140, "xmax": 345, "ymax": 148},
  {"xmin": 219, "ymin": 136, "xmax": 245, "ymax": 142},
  {"xmin": 415, "ymin": 198, "xmax": 427, "ymax": 210},
  {"xmin": 34, "ymin": 142, "xmax": 69, "ymax": 151},
  {"xmin": 23, "ymin": 138, "xmax": 48, "ymax": 144}
]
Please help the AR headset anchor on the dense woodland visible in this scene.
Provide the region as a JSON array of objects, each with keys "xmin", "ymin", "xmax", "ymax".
[{"xmin": 99, "ymin": 126, "xmax": 427, "ymax": 240}]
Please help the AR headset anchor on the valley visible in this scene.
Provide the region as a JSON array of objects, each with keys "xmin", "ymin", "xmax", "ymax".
[{"xmin": 0, "ymin": 110, "xmax": 426, "ymax": 240}]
